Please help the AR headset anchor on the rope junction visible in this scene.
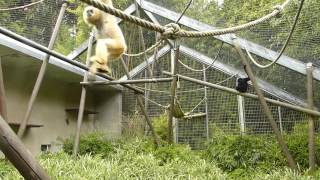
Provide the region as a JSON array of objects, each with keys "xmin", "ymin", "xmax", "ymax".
[{"xmin": 80, "ymin": 0, "xmax": 291, "ymax": 38}]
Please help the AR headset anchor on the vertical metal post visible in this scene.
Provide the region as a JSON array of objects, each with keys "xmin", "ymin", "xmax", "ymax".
[
  {"xmin": 120, "ymin": 57, "xmax": 160, "ymax": 147},
  {"xmin": 171, "ymin": 48, "xmax": 178, "ymax": 143},
  {"xmin": 277, "ymin": 104, "xmax": 283, "ymax": 133},
  {"xmin": 237, "ymin": 95, "xmax": 245, "ymax": 135},
  {"xmin": 233, "ymin": 37, "xmax": 297, "ymax": 171},
  {"xmin": 18, "ymin": 2, "xmax": 69, "ymax": 138},
  {"xmin": 203, "ymin": 65, "xmax": 209, "ymax": 140},
  {"xmin": 0, "ymin": 57, "xmax": 8, "ymax": 121},
  {"xmin": 306, "ymin": 62, "xmax": 316, "ymax": 171},
  {"xmin": 168, "ymin": 42, "xmax": 179, "ymax": 144},
  {"xmin": 73, "ymin": 33, "xmax": 94, "ymax": 156}
]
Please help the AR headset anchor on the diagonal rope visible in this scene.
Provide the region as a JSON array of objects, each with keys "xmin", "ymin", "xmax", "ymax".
[
  {"xmin": 178, "ymin": 42, "xmax": 224, "ymax": 72},
  {"xmin": 245, "ymin": 0, "xmax": 305, "ymax": 69},
  {"xmin": 0, "ymin": 0, "xmax": 44, "ymax": 11},
  {"xmin": 123, "ymin": 40, "xmax": 164, "ymax": 57},
  {"xmin": 80, "ymin": 0, "xmax": 291, "ymax": 38}
]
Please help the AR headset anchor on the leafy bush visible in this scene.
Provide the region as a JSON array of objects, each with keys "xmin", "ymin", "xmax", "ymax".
[
  {"xmin": 203, "ymin": 123, "xmax": 320, "ymax": 177},
  {"xmin": 284, "ymin": 123, "xmax": 320, "ymax": 170},
  {"xmin": 63, "ymin": 132, "xmax": 115, "ymax": 158},
  {"xmin": 0, "ymin": 140, "xmax": 227, "ymax": 179},
  {"xmin": 152, "ymin": 113, "xmax": 168, "ymax": 141}
]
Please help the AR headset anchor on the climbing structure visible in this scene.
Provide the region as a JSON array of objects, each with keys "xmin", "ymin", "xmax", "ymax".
[{"xmin": 0, "ymin": 0, "xmax": 319, "ymax": 177}]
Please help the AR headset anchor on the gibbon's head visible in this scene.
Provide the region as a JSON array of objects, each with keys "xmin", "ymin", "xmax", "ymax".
[{"xmin": 83, "ymin": 6, "xmax": 103, "ymax": 26}]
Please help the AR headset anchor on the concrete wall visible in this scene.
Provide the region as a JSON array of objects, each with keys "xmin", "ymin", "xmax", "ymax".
[{"xmin": 1, "ymin": 59, "xmax": 122, "ymax": 155}]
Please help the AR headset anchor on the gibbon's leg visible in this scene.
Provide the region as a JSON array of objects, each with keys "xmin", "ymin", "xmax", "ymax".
[
  {"xmin": 99, "ymin": 38, "xmax": 126, "ymax": 59},
  {"xmin": 89, "ymin": 39, "xmax": 112, "ymax": 74}
]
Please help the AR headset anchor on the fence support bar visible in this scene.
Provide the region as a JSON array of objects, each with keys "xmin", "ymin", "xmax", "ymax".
[
  {"xmin": 0, "ymin": 57, "xmax": 8, "ymax": 121},
  {"xmin": 168, "ymin": 42, "xmax": 179, "ymax": 144},
  {"xmin": 162, "ymin": 71, "xmax": 320, "ymax": 117},
  {"xmin": 233, "ymin": 37, "xmax": 297, "ymax": 171},
  {"xmin": 306, "ymin": 62, "xmax": 316, "ymax": 171},
  {"xmin": 73, "ymin": 33, "xmax": 94, "ymax": 156},
  {"xmin": 17, "ymin": 2, "xmax": 68, "ymax": 137},
  {"xmin": 80, "ymin": 78, "xmax": 173, "ymax": 86}
]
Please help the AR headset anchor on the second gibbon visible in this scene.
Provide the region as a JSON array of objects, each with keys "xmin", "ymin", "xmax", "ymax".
[{"xmin": 83, "ymin": 0, "xmax": 127, "ymax": 75}]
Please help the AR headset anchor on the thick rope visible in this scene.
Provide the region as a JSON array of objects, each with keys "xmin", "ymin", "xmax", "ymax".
[
  {"xmin": 0, "ymin": 0, "xmax": 44, "ymax": 11},
  {"xmin": 123, "ymin": 40, "xmax": 163, "ymax": 57},
  {"xmin": 178, "ymin": 42, "xmax": 223, "ymax": 72},
  {"xmin": 245, "ymin": 0, "xmax": 304, "ymax": 69},
  {"xmin": 80, "ymin": 0, "xmax": 291, "ymax": 38}
]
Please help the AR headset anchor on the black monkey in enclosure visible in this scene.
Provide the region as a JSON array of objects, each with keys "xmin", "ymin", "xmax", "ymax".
[{"xmin": 236, "ymin": 65, "xmax": 250, "ymax": 93}]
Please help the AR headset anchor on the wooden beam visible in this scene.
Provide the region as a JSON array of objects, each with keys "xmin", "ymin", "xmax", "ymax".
[
  {"xmin": 81, "ymin": 77, "xmax": 173, "ymax": 86},
  {"xmin": 0, "ymin": 116, "xmax": 49, "ymax": 179},
  {"xmin": 162, "ymin": 71, "xmax": 320, "ymax": 117},
  {"xmin": 233, "ymin": 37, "xmax": 297, "ymax": 170},
  {"xmin": 179, "ymin": 45, "xmax": 306, "ymax": 106},
  {"xmin": 139, "ymin": 0, "xmax": 320, "ymax": 81}
]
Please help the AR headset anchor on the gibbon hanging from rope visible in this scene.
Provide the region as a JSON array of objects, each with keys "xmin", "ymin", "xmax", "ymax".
[{"xmin": 83, "ymin": 0, "xmax": 127, "ymax": 75}]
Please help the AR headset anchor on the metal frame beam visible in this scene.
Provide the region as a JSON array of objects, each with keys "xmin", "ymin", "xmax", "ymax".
[{"xmin": 138, "ymin": 0, "xmax": 320, "ymax": 81}]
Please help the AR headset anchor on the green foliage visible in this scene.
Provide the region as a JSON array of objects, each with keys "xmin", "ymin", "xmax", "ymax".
[
  {"xmin": 63, "ymin": 132, "xmax": 115, "ymax": 158},
  {"xmin": 203, "ymin": 123, "xmax": 320, "ymax": 178},
  {"xmin": 284, "ymin": 123, "xmax": 320, "ymax": 169},
  {"xmin": 152, "ymin": 113, "xmax": 168, "ymax": 141}
]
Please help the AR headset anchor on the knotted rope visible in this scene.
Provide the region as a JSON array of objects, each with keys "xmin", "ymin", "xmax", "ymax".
[{"xmin": 80, "ymin": 0, "xmax": 291, "ymax": 38}]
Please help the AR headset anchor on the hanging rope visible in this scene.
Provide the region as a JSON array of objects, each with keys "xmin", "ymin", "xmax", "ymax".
[
  {"xmin": 178, "ymin": 42, "xmax": 224, "ymax": 72},
  {"xmin": 142, "ymin": 96, "xmax": 169, "ymax": 109},
  {"xmin": 245, "ymin": 0, "xmax": 305, "ymax": 69},
  {"xmin": 0, "ymin": 0, "xmax": 44, "ymax": 11},
  {"xmin": 80, "ymin": 0, "xmax": 291, "ymax": 38},
  {"xmin": 123, "ymin": 40, "xmax": 164, "ymax": 57}
]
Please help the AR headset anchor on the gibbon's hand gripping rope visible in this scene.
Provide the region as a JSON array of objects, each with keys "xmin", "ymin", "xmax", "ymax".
[
  {"xmin": 245, "ymin": 0, "xmax": 305, "ymax": 69},
  {"xmin": 80, "ymin": 0, "xmax": 291, "ymax": 38}
]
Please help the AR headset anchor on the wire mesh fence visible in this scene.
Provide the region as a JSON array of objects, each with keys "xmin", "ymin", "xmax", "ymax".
[{"xmin": 0, "ymin": 0, "xmax": 318, "ymax": 149}]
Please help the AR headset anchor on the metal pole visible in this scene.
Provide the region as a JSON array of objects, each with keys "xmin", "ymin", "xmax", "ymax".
[
  {"xmin": 120, "ymin": 57, "xmax": 161, "ymax": 147},
  {"xmin": 0, "ymin": 116, "xmax": 50, "ymax": 179},
  {"xmin": 233, "ymin": 37, "xmax": 297, "ymax": 171},
  {"xmin": 277, "ymin": 103, "xmax": 283, "ymax": 133},
  {"xmin": 237, "ymin": 95, "xmax": 245, "ymax": 135},
  {"xmin": 17, "ymin": 2, "xmax": 69, "ymax": 138},
  {"xmin": 0, "ymin": 27, "xmax": 143, "ymax": 94},
  {"xmin": 80, "ymin": 78, "xmax": 173, "ymax": 86},
  {"xmin": 168, "ymin": 42, "xmax": 179, "ymax": 144},
  {"xmin": 0, "ymin": 57, "xmax": 8, "ymax": 121},
  {"xmin": 162, "ymin": 71, "xmax": 320, "ymax": 117},
  {"xmin": 306, "ymin": 62, "xmax": 316, "ymax": 171},
  {"xmin": 203, "ymin": 65, "xmax": 209, "ymax": 140},
  {"xmin": 73, "ymin": 33, "xmax": 94, "ymax": 156}
]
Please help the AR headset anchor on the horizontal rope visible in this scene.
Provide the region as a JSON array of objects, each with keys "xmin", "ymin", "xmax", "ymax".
[
  {"xmin": 0, "ymin": 0, "xmax": 44, "ymax": 11},
  {"xmin": 80, "ymin": 0, "xmax": 291, "ymax": 38}
]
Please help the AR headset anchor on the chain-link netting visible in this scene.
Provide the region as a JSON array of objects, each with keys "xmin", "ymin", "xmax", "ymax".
[{"xmin": 0, "ymin": 0, "xmax": 318, "ymax": 149}]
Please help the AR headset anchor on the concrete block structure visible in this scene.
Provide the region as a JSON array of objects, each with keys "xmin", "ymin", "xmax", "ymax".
[{"xmin": 0, "ymin": 33, "xmax": 123, "ymax": 155}]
